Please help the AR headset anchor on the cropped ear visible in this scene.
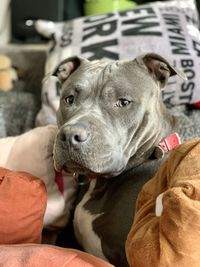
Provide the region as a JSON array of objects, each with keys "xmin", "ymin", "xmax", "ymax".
[
  {"xmin": 138, "ymin": 53, "xmax": 187, "ymax": 88},
  {"xmin": 53, "ymin": 56, "xmax": 88, "ymax": 83}
]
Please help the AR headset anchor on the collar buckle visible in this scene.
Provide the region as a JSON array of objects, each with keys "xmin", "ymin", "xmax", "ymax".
[{"xmin": 158, "ymin": 132, "xmax": 181, "ymax": 152}]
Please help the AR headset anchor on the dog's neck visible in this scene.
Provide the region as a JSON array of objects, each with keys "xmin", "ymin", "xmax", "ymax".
[
  {"xmin": 90, "ymin": 131, "xmax": 180, "ymax": 197},
  {"xmin": 126, "ymin": 109, "xmax": 178, "ymax": 172}
]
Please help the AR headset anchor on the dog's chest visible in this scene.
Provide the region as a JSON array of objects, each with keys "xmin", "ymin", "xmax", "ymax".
[{"xmin": 73, "ymin": 180, "xmax": 108, "ymax": 261}]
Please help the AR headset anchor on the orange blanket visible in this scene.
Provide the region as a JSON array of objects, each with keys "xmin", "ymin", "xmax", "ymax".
[{"xmin": 126, "ymin": 138, "xmax": 200, "ymax": 267}]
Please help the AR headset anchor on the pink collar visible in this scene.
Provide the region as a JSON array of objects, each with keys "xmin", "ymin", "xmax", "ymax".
[{"xmin": 158, "ymin": 133, "xmax": 181, "ymax": 152}]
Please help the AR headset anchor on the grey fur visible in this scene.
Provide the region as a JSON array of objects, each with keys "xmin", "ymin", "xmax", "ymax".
[{"xmin": 53, "ymin": 53, "xmax": 186, "ymax": 267}]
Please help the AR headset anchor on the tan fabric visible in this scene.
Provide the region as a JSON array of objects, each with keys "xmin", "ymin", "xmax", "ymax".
[
  {"xmin": 0, "ymin": 167, "xmax": 47, "ymax": 244},
  {"xmin": 0, "ymin": 244, "xmax": 115, "ymax": 267},
  {"xmin": 126, "ymin": 138, "xmax": 200, "ymax": 267},
  {"xmin": 0, "ymin": 125, "xmax": 77, "ymax": 230}
]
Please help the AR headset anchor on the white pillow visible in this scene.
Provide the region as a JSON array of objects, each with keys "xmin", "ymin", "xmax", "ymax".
[
  {"xmin": 0, "ymin": 0, "xmax": 11, "ymax": 44},
  {"xmin": 35, "ymin": 0, "xmax": 200, "ymax": 125}
]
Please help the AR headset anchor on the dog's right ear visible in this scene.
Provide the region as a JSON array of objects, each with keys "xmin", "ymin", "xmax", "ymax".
[{"xmin": 53, "ymin": 56, "xmax": 88, "ymax": 83}]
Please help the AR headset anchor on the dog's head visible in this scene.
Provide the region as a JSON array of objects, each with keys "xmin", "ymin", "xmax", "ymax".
[{"xmin": 53, "ymin": 53, "xmax": 186, "ymax": 177}]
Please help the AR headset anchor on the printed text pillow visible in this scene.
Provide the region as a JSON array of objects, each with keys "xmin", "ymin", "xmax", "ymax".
[{"xmin": 35, "ymin": 0, "xmax": 200, "ymax": 125}]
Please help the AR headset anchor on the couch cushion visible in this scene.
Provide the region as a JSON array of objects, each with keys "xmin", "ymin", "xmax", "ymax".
[{"xmin": 0, "ymin": 167, "xmax": 47, "ymax": 244}]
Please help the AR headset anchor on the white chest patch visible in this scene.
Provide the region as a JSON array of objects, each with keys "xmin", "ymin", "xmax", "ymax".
[{"xmin": 73, "ymin": 180, "xmax": 108, "ymax": 261}]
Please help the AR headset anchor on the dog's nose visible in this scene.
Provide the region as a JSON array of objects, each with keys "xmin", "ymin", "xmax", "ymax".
[{"xmin": 60, "ymin": 124, "xmax": 90, "ymax": 146}]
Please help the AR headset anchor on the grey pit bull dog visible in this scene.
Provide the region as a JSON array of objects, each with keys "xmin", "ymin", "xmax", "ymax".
[{"xmin": 53, "ymin": 53, "xmax": 186, "ymax": 267}]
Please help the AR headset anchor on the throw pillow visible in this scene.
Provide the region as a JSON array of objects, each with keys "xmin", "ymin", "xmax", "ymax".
[
  {"xmin": 35, "ymin": 0, "xmax": 200, "ymax": 126},
  {"xmin": 36, "ymin": 0, "xmax": 200, "ymax": 107},
  {"xmin": 0, "ymin": 167, "xmax": 47, "ymax": 244}
]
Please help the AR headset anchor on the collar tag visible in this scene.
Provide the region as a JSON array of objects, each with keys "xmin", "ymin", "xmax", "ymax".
[{"xmin": 158, "ymin": 133, "xmax": 181, "ymax": 152}]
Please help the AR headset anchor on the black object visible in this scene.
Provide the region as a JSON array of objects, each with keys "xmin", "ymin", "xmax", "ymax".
[
  {"xmin": 64, "ymin": 0, "xmax": 84, "ymax": 20},
  {"xmin": 11, "ymin": 0, "xmax": 64, "ymax": 43}
]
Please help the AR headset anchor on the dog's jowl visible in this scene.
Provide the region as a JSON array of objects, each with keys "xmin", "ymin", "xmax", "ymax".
[{"xmin": 53, "ymin": 53, "xmax": 186, "ymax": 267}]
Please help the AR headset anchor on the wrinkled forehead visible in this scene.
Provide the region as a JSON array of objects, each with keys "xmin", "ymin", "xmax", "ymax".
[
  {"xmin": 62, "ymin": 59, "xmax": 152, "ymax": 96},
  {"xmin": 77, "ymin": 60, "xmax": 119, "ymax": 80},
  {"xmin": 62, "ymin": 60, "xmax": 116, "ymax": 88},
  {"xmin": 66, "ymin": 60, "xmax": 130, "ymax": 82}
]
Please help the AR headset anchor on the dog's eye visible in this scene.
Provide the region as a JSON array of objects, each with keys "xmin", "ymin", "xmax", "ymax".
[
  {"xmin": 64, "ymin": 95, "xmax": 74, "ymax": 105},
  {"xmin": 116, "ymin": 98, "xmax": 131, "ymax": 107}
]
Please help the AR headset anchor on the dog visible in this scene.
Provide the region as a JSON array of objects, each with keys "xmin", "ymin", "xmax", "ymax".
[{"xmin": 53, "ymin": 53, "xmax": 186, "ymax": 267}]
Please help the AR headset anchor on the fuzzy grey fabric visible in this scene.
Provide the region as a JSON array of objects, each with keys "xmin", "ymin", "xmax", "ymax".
[
  {"xmin": 0, "ymin": 48, "xmax": 46, "ymax": 137},
  {"xmin": 0, "ymin": 89, "xmax": 39, "ymax": 137},
  {"xmin": 170, "ymin": 106, "xmax": 200, "ymax": 142},
  {"xmin": 0, "ymin": 111, "xmax": 6, "ymax": 138}
]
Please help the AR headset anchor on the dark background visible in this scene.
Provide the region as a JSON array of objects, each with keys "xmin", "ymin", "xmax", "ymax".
[{"xmin": 10, "ymin": 0, "xmax": 199, "ymax": 43}]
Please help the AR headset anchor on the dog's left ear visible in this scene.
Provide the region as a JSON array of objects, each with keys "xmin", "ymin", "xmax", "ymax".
[
  {"xmin": 53, "ymin": 56, "xmax": 89, "ymax": 83},
  {"xmin": 140, "ymin": 53, "xmax": 187, "ymax": 88}
]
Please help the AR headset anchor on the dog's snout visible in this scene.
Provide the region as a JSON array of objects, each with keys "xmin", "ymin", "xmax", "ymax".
[{"xmin": 60, "ymin": 124, "xmax": 90, "ymax": 146}]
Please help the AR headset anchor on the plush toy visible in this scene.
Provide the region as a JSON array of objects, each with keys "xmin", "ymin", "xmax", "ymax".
[
  {"xmin": 126, "ymin": 137, "xmax": 200, "ymax": 267},
  {"xmin": 0, "ymin": 125, "xmax": 78, "ymax": 232},
  {"xmin": 0, "ymin": 55, "xmax": 18, "ymax": 91}
]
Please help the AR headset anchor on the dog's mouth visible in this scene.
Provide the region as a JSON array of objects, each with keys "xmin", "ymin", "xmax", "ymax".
[
  {"xmin": 53, "ymin": 139, "xmax": 127, "ymax": 179},
  {"xmin": 59, "ymin": 159, "xmax": 125, "ymax": 179}
]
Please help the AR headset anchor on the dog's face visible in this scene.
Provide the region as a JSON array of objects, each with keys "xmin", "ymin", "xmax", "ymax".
[{"xmin": 53, "ymin": 53, "xmax": 186, "ymax": 177}]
